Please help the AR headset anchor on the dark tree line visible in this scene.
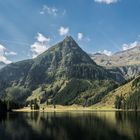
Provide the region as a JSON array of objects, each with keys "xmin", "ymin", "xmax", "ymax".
[
  {"xmin": 27, "ymin": 99, "xmax": 40, "ymax": 110},
  {"xmin": 114, "ymin": 91, "xmax": 140, "ymax": 110},
  {"xmin": 0, "ymin": 100, "xmax": 23, "ymax": 112},
  {"xmin": 114, "ymin": 95, "xmax": 124, "ymax": 109},
  {"xmin": 0, "ymin": 100, "xmax": 7, "ymax": 113}
]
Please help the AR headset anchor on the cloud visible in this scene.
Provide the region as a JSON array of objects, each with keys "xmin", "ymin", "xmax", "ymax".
[
  {"xmin": 94, "ymin": 0, "xmax": 118, "ymax": 4},
  {"xmin": 98, "ymin": 50, "xmax": 112, "ymax": 56},
  {"xmin": 31, "ymin": 33, "xmax": 50, "ymax": 58},
  {"xmin": 77, "ymin": 33, "xmax": 84, "ymax": 41},
  {"xmin": 40, "ymin": 11, "xmax": 45, "ymax": 15},
  {"xmin": 40, "ymin": 5, "xmax": 58, "ymax": 16},
  {"xmin": 5, "ymin": 51, "xmax": 17, "ymax": 56},
  {"xmin": 40, "ymin": 5, "xmax": 66, "ymax": 16},
  {"xmin": 31, "ymin": 42, "xmax": 48, "ymax": 58},
  {"xmin": 0, "ymin": 44, "xmax": 12, "ymax": 64},
  {"xmin": 36, "ymin": 33, "xmax": 50, "ymax": 42},
  {"xmin": 58, "ymin": 26, "xmax": 69, "ymax": 36},
  {"xmin": 122, "ymin": 41, "xmax": 139, "ymax": 51}
]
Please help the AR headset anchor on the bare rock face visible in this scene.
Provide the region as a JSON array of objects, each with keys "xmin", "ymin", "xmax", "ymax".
[{"xmin": 90, "ymin": 46, "xmax": 140, "ymax": 79}]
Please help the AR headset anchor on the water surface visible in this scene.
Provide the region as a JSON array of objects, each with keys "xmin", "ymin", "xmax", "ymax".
[{"xmin": 0, "ymin": 111, "xmax": 140, "ymax": 140}]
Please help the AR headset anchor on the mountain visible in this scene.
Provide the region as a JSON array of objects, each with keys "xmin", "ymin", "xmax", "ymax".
[
  {"xmin": 0, "ymin": 62, "xmax": 6, "ymax": 69},
  {"xmin": 90, "ymin": 46, "xmax": 140, "ymax": 79},
  {"xmin": 91, "ymin": 46, "xmax": 140, "ymax": 67},
  {"xmin": 0, "ymin": 36, "xmax": 125, "ymax": 105},
  {"xmin": 96, "ymin": 75, "xmax": 140, "ymax": 110}
]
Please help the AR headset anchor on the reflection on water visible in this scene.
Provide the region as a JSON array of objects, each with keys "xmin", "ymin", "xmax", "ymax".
[{"xmin": 0, "ymin": 111, "xmax": 140, "ymax": 140}]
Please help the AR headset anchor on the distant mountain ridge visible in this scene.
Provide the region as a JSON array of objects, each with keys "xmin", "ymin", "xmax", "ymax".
[
  {"xmin": 90, "ymin": 45, "xmax": 140, "ymax": 79},
  {"xmin": 91, "ymin": 45, "xmax": 140, "ymax": 67}
]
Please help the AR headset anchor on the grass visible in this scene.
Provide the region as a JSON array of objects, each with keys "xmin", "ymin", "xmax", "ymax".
[{"xmin": 13, "ymin": 104, "xmax": 119, "ymax": 112}]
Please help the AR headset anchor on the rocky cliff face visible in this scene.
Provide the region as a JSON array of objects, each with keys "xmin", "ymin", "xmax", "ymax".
[
  {"xmin": 90, "ymin": 46, "xmax": 140, "ymax": 80},
  {"xmin": 108, "ymin": 65, "xmax": 140, "ymax": 80},
  {"xmin": 91, "ymin": 46, "xmax": 140, "ymax": 67}
]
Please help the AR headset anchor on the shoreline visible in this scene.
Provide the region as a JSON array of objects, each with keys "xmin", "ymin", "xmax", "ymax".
[
  {"xmin": 12, "ymin": 105, "xmax": 139, "ymax": 113},
  {"xmin": 13, "ymin": 105, "xmax": 117, "ymax": 112}
]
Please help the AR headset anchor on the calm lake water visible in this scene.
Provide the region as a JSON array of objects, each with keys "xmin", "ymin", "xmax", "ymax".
[{"xmin": 0, "ymin": 111, "xmax": 140, "ymax": 140}]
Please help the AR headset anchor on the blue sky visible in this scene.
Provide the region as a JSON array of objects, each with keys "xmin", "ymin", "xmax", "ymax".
[{"xmin": 0, "ymin": 0, "xmax": 140, "ymax": 63}]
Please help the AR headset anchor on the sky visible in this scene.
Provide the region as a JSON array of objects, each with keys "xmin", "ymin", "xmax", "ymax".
[{"xmin": 0, "ymin": 0, "xmax": 140, "ymax": 63}]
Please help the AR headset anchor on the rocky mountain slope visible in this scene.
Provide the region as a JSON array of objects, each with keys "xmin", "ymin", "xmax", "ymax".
[
  {"xmin": 91, "ymin": 46, "xmax": 140, "ymax": 67},
  {"xmin": 0, "ymin": 36, "xmax": 125, "ymax": 105},
  {"xmin": 90, "ymin": 46, "xmax": 140, "ymax": 79}
]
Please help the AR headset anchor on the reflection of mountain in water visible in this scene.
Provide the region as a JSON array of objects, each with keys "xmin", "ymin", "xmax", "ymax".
[{"xmin": 1, "ymin": 112, "xmax": 139, "ymax": 140}]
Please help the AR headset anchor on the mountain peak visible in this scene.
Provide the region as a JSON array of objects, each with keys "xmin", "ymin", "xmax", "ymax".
[
  {"xmin": 63, "ymin": 36, "xmax": 77, "ymax": 45},
  {"xmin": 64, "ymin": 35, "xmax": 74, "ymax": 42},
  {"xmin": 38, "ymin": 35, "xmax": 96, "ymax": 67},
  {"xmin": 62, "ymin": 35, "xmax": 79, "ymax": 49}
]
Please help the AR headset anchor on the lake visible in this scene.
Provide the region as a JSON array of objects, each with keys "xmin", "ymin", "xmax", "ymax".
[{"xmin": 0, "ymin": 111, "xmax": 140, "ymax": 140}]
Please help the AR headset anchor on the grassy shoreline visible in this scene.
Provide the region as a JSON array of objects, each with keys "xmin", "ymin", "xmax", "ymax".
[
  {"xmin": 13, "ymin": 105, "xmax": 140, "ymax": 112},
  {"xmin": 13, "ymin": 105, "xmax": 120, "ymax": 112}
]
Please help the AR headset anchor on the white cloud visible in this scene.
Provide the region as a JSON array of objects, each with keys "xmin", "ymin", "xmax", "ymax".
[
  {"xmin": 31, "ymin": 42, "xmax": 48, "ymax": 58},
  {"xmin": 77, "ymin": 33, "xmax": 84, "ymax": 41},
  {"xmin": 40, "ymin": 5, "xmax": 66, "ymax": 17},
  {"xmin": 36, "ymin": 33, "xmax": 50, "ymax": 42},
  {"xmin": 122, "ymin": 41, "xmax": 139, "ymax": 51},
  {"xmin": 103, "ymin": 50, "xmax": 112, "ymax": 56},
  {"xmin": 58, "ymin": 26, "xmax": 69, "ymax": 36},
  {"xmin": 5, "ymin": 51, "xmax": 17, "ymax": 56},
  {"xmin": 94, "ymin": 0, "xmax": 118, "ymax": 4},
  {"xmin": 98, "ymin": 50, "xmax": 112, "ymax": 56},
  {"xmin": 40, "ymin": 11, "xmax": 45, "ymax": 15},
  {"xmin": 31, "ymin": 33, "xmax": 50, "ymax": 58},
  {"xmin": 40, "ymin": 5, "xmax": 58, "ymax": 16},
  {"xmin": 0, "ymin": 44, "xmax": 12, "ymax": 64}
]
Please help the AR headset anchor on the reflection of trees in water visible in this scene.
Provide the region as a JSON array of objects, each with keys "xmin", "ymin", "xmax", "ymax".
[
  {"xmin": 16, "ymin": 112, "xmax": 131, "ymax": 140},
  {"xmin": 0, "ymin": 112, "xmax": 134, "ymax": 140},
  {"xmin": 1, "ymin": 113, "xmax": 38, "ymax": 139},
  {"xmin": 0, "ymin": 113, "xmax": 7, "ymax": 121},
  {"xmin": 58, "ymin": 113, "xmax": 130, "ymax": 140},
  {"xmin": 115, "ymin": 112, "xmax": 140, "ymax": 140},
  {"xmin": 0, "ymin": 112, "xmax": 70, "ymax": 140}
]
